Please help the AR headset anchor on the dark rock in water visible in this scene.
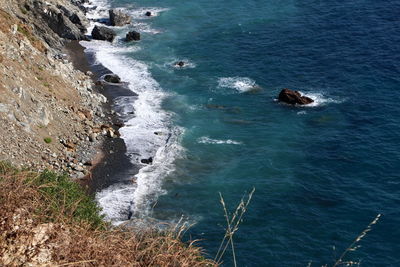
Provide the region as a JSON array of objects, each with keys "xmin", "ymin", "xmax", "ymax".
[
  {"xmin": 145, "ymin": 11, "xmax": 152, "ymax": 16},
  {"xmin": 206, "ymin": 104, "xmax": 226, "ymax": 109},
  {"xmin": 278, "ymin": 88, "xmax": 314, "ymax": 105},
  {"xmin": 91, "ymin": 25, "xmax": 116, "ymax": 42},
  {"xmin": 109, "ymin": 9, "xmax": 132, "ymax": 26},
  {"xmin": 126, "ymin": 31, "xmax": 141, "ymax": 41},
  {"xmin": 174, "ymin": 61, "xmax": 185, "ymax": 67},
  {"xmin": 104, "ymin": 74, "xmax": 121, "ymax": 83},
  {"xmin": 141, "ymin": 157, "xmax": 153, "ymax": 164}
]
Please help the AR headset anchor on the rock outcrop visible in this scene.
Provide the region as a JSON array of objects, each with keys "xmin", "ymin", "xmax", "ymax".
[
  {"xmin": 15, "ymin": 0, "xmax": 90, "ymax": 48},
  {"xmin": 109, "ymin": 9, "xmax": 132, "ymax": 26},
  {"xmin": 91, "ymin": 26, "xmax": 116, "ymax": 42},
  {"xmin": 126, "ymin": 31, "xmax": 140, "ymax": 41},
  {"xmin": 278, "ymin": 89, "xmax": 314, "ymax": 105}
]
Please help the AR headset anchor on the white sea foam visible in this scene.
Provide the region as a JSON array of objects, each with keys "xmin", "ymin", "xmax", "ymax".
[
  {"xmin": 83, "ymin": 0, "xmax": 111, "ymax": 33},
  {"xmin": 197, "ymin": 136, "xmax": 242, "ymax": 145},
  {"xmin": 299, "ymin": 91, "xmax": 344, "ymax": 107},
  {"xmin": 95, "ymin": 183, "xmax": 136, "ymax": 223},
  {"xmin": 218, "ymin": 77, "xmax": 258, "ymax": 93},
  {"xmin": 81, "ymin": 5, "xmax": 183, "ymax": 223}
]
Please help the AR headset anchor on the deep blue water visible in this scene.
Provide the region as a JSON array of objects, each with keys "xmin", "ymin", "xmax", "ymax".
[{"xmin": 89, "ymin": 0, "xmax": 400, "ymax": 265}]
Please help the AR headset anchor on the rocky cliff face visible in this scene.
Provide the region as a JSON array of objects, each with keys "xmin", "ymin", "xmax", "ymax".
[{"xmin": 0, "ymin": 0, "xmax": 111, "ymax": 177}]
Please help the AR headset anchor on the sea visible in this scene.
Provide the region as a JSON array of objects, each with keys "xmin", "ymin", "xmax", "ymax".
[{"xmin": 81, "ymin": 0, "xmax": 400, "ymax": 266}]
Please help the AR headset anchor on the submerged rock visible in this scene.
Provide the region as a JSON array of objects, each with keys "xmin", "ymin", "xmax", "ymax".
[
  {"xmin": 109, "ymin": 9, "xmax": 132, "ymax": 26},
  {"xmin": 278, "ymin": 88, "xmax": 314, "ymax": 105},
  {"xmin": 91, "ymin": 26, "xmax": 116, "ymax": 42},
  {"xmin": 174, "ymin": 61, "xmax": 185, "ymax": 67},
  {"xmin": 126, "ymin": 31, "xmax": 141, "ymax": 41},
  {"xmin": 103, "ymin": 74, "xmax": 121, "ymax": 83}
]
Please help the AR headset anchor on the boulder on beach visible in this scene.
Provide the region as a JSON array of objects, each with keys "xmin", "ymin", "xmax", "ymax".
[
  {"xmin": 91, "ymin": 25, "xmax": 116, "ymax": 42},
  {"xmin": 104, "ymin": 74, "xmax": 121, "ymax": 83},
  {"xmin": 141, "ymin": 157, "xmax": 153, "ymax": 164},
  {"xmin": 126, "ymin": 31, "xmax": 141, "ymax": 41},
  {"xmin": 278, "ymin": 88, "xmax": 314, "ymax": 105},
  {"xmin": 109, "ymin": 9, "xmax": 132, "ymax": 26}
]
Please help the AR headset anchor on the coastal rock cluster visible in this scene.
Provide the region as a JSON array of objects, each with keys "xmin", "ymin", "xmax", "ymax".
[
  {"xmin": 89, "ymin": 8, "xmax": 142, "ymax": 42},
  {"xmin": 0, "ymin": 0, "xmax": 123, "ymax": 179}
]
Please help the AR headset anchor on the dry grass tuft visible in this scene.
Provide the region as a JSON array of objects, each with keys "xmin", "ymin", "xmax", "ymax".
[{"xmin": 0, "ymin": 162, "xmax": 217, "ymax": 266}]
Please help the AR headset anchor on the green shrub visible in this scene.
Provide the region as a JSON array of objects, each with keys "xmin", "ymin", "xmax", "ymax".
[
  {"xmin": 44, "ymin": 137, "xmax": 52, "ymax": 143},
  {"xmin": 33, "ymin": 170, "xmax": 105, "ymax": 229}
]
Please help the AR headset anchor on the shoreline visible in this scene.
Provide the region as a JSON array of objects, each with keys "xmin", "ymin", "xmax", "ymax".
[
  {"xmin": 79, "ymin": 0, "xmax": 185, "ymax": 222},
  {"xmin": 64, "ymin": 40, "xmax": 139, "ymax": 196}
]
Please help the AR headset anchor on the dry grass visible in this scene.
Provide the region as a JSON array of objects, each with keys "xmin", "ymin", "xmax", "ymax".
[
  {"xmin": 215, "ymin": 188, "xmax": 255, "ymax": 266},
  {"xmin": 0, "ymin": 162, "xmax": 217, "ymax": 266}
]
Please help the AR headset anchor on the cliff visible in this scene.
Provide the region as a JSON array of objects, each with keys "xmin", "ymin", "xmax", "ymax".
[{"xmin": 0, "ymin": 0, "xmax": 111, "ymax": 178}]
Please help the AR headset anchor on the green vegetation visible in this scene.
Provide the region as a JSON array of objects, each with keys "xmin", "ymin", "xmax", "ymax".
[
  {"xmin": 43, "ymin": 82, "xmax": 50, "ymax": 88},
  {"xmin": 17, "ymin": 24, "xmax": 29, "ymax": 37},
  {"xmin": 19, "ymin": 7, "xmax": 27, "ymax": 15},
  {"xmin": 33, "ymin": 170, "xmax": 105, "ymax": 228},
  {"xmin": 43, "ymin": 137, "xmax": 52, "ymax": 143}
]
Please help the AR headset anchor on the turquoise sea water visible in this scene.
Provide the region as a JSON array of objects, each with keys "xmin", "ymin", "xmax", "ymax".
[{"xmin": 85, "ymin": 0, "xmax": 400, "ymax": 265}]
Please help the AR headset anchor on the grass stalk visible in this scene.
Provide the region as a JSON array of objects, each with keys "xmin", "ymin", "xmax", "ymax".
[{"xmin": 215, "ymin": 188, "xmax": 255, "ymax": 265}]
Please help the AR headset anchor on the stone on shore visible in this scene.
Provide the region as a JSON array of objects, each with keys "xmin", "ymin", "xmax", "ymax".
[
  {"xmin": 109, "ymin": 9, "xmax": 132, "ymax": 26},
  {"xmin": 91, "ymin": 26, "xmax": 116, "ymax": 42},
  {"xmin": 278, "ymin": 88, "xmax": 314, "ymax": 105},
  {"xmin": 141, "ymin": 157, "xmax": 153, "ymax": 164},
  {"xmin": 126, "ymin": 31, "xmax": 141, "ymax": 41},
  {"xmin": 104, "ymin": 74, "xmax": 121, "ymax": 83}
]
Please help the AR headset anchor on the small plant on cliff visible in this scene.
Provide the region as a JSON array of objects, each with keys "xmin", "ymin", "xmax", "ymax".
[
  {"xmin": 19, "ymin": 7, "xmax": 27, "ymax": 15},
  {"xmin": 43, "ymin": 137, "xmax": 52, "ymax": 143}
]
